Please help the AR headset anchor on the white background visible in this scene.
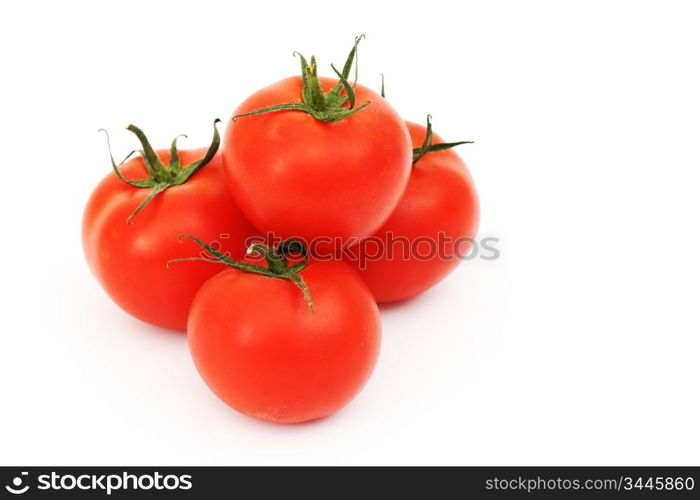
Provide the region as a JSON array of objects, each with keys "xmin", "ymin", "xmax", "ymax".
[{"xmin": 1, "ymin": 0, "xmax": 698, "ymax": 465}]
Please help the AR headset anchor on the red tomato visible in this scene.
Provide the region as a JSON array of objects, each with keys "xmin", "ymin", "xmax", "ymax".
[
  {"xmin": 222, "ymin": 38, "xmax": 411, "ymax": 246},
  {"xmin": 83, "ymin": 124, "xmax": 257, "ymax": 331},
  {"xmin": 184, "ymin": 238, "xmax": 381, "ymax": 424},
  {"xmin": 349, "ymin": 119, "xmax": 479, "ymax": 302}
]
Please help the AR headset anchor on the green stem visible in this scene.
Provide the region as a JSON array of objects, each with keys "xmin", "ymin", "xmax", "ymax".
[
  {"xmin": 233, "ymin": 35, "xmax": 371, "ymax": 124},
  {"xmin": 100, "ymin": 120, "xmax": 221, "ymax": 224},
  {"xmin": 247, "ymin": 243, "xmax": 287, "ymax": 274},
  {"xmin": 168, "ymin": 235, "xmax": 315, "ymax": 312},
  {"xmin": 412, "ymin": 115, "xmax": 474, "ymax": 165}
]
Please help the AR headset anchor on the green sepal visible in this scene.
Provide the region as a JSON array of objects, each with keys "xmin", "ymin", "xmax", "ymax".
[
  {"xmin": 412, "ymin": 115, "xmax": 474, "ymax": 165},
  {"xmin": 232, "ymin": 35, "xmax": 371, "ymax": 124},
  {"xmin": 331, "ymin": 64, "xmax": 356, "ymax": 109},
  {"xmin": 99, "ymin": 120, "xmax": 221, "ymax": 224},
  {"xmin": 126, "ymin": 182, "xmax": 169, "ymax": 224},
  {"xmin": 168, "ymin": 235, "xmax": 314, "ymax": 312}
]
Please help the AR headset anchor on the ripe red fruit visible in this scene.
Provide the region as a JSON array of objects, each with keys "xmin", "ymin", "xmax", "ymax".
[
  {"xmin": 221, "ymin": 37, "xmax": 412, "ymax": 247},
  {"xmin": 176, "ymin": 237, "xmax": 381, "ymax": 424},
  {"xmin": 83, "ymin": 123, "xmax": 257, "ymax": 330},
  {"xmin": 349, "ymin": 117, "xmax": 479, "ymax": 302}
]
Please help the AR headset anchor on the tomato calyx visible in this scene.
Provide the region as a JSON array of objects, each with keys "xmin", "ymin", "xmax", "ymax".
[
  {"xmin": 412, "ymin": 115, "xmax": 473, "ymax": 165},
  {"xmin": 169, "ymin": 235, "xmax": 315, "ymax": 312},
  {"xmin": 99, "ymin": 120, "xmax": 221, "ymax": 224},
  {"xmin": 233, "ymin": 35, "xmax": 371, "ymax": 124}
]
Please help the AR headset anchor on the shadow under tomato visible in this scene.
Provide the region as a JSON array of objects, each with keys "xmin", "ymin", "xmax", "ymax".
[
  {"xmin": 377, "ymin": 291, "xmax": 429, "ymax": 312},
  {"xmin": 216, "ymin": 401, "xmax": 342, "ymax": 429}
]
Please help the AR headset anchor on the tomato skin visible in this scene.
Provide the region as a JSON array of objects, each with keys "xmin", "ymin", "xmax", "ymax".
[
  {"xmin": 188, "ymin": 260, "xmax": 381, "ymax": 424},
  {"xmin": 349, "ymin": 122, "xmax": 479, "ymax": 303},
  {"xmin": 222, "ymin": 76, "xmax": 412, "ymax": 245},
  {"xmin": 83, "ymin": 150, "xmax": 257, "ymax": 331}
]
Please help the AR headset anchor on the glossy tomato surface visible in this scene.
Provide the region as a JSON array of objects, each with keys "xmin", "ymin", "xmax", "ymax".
[
  {"xmin": 222, "ymin": 76, "xmax": 412, "ymax": 245},
  {"xmin": 349, "ymin": 122, "xmax": 479, "ymax": 303},
  {"xmin": 83, "ymin": 150, "xmax": 257, "ymax": 331},
  {"xmin": 188, "ymin": 260, "xmax": 381, "ymax": 424}
]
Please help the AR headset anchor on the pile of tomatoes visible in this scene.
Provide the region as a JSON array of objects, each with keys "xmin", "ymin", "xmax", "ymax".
[{"xmin": 83, "ymin": 37, "xmax": 479, "ymax": 424}]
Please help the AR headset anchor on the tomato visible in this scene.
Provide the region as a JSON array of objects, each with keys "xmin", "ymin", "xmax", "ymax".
[
  {"xmin": 182, "ymin": 237, "xmax": 381, "ymax": 424},
  {"xmin": 222, "ymin": 37, "xmax": 412, "ymax": 247},
  {"xmin": 348, "ymin": 117, "xmax": 479, "ymax": 302},
  {"xmin": 83, "ymin": 123, "xmax": 257, "ymax": 331}
]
